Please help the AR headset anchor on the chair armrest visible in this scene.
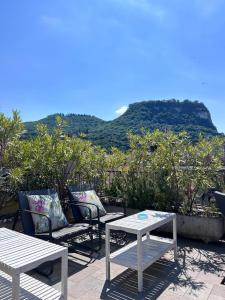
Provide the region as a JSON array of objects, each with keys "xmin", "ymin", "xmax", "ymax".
[
  {"xmin": 99, "ymin": 196, "xmax": 127, "ymax": 215},
  {"xmin": 79, "ymin": 202, "xmax": 100, "ymax": 223},
  {"xmin": 19, "ymin": 209, "xmax": 53, "ymax": 241},
  {"xmin": 68, "ymin": 202, "xmax": 94, "ymax": 225}
]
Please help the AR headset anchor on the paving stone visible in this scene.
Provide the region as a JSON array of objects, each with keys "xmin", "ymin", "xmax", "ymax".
[
  {"xmin": 209, "ymin": 284, "xmax": 225, "ymax": 299},
  {"xmin": 37, "ymin": 237, "xmax": 225, "ymax": 299},
  {"xmin": 208, "ymin": 295, "xmax": 225, "ymax": 300},
  {"xmin": 184, "ymin": 282, "xmax": 213, "ymax": 299},
  {"xmin": 196, "ymin": 271, "xmax": 223, "ymax": 285},
  {"xmin": 158, "ymin": 290, "xmax": 193, "ymax": 299}
]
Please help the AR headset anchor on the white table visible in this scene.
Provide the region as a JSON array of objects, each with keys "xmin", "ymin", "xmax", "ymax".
[
  {"xmin": 0, "ymin": 228, "xmax": 68, "ymax": 299},
  {"xmin": 105, "ymin": 210, "xmax": 177, "ymax": 292}
]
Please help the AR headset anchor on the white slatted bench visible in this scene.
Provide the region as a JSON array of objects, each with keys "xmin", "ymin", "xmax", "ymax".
[
  {"xmin": 105, "ymin": 210, "xmax": 177, "ymax": 293},
  {"xmin": 0, "ymin": 228, "xmax": 68, "ymax": 299}
]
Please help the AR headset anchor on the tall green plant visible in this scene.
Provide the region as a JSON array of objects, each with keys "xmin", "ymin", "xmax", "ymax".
[
  {"xmin": 108, "ymin": 130, "xmax": 225, "ymax": 214},
  {"xmin": 0, "ymin": 111, "xmax": 24, "ymax": 211},
  {"xmin": 4, "ymin": 116, "xmax": 109, "ymax": 204},
  {"xmin": 0, "ymin": 111, "xmax": 23, "ymax": 167},
  {"xmin": 3, "ymin": 111, "xmax": 225, "ymax": 216}
]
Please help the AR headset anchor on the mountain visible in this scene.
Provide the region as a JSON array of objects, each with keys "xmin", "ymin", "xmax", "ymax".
[
  {"xmin": 23, "ymin": 100, "xmax": 219, "ymax": 150},
  {"xmin": 24, "ymin": 113, "xmax": 105, "ymax": 137}
]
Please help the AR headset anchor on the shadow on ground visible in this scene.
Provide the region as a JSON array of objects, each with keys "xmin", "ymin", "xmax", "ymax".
[
  {"xmin": 97, "ymin": 236, "xmax": 225, "ymax": 299},
  {"xmin": 29, "ymin": 236, "xmax": 225, "ymax": 300}
]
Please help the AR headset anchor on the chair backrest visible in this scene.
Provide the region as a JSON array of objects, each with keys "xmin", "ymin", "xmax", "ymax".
[
  {"xmin": 214, "ymin": 191, "xmax": 225, "ymax": 216},
  {"xmin": 18, "ymin": 188, "xmax": 57, "ymax": 235},
  {"xmin": 68, "ymin": 184, "xmax": 95, "ymax": 193},
  {"xmin": 67, "ymin": 184, "xmax": 95, "ymax": 220}
]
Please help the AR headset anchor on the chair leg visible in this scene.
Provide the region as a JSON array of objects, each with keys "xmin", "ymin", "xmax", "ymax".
[
  {"xmin": 90, "ymin": 225, "xmax": 102, "ymax": 252},
  {"xmin": 97, "ymin": 225, "xmax": 102, "ymax": 251},
  {"xmin": 90, "ymin": 228, "xmax": 94, "ymax": 253},
  {"xmin": 12, "ymin": 210, "xmax": 19, "ymax": 230}
]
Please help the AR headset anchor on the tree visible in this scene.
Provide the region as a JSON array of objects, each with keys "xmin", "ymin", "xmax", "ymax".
[
  {"xmin": 0, "ymin": 111, "xmax": 24, "ymax": 167},
  {"xmin": 0, "ymin": 111, "xmax": 23, "ymax": 211}
]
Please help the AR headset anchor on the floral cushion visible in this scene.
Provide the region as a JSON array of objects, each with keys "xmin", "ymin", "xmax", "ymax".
[
  {"xmin": 27, "ymin": 193, "xmax": 68, "ymax": 234},
  {"xmin": 71, "ymin": 190, "xmax": 107, "ymax": 219}
]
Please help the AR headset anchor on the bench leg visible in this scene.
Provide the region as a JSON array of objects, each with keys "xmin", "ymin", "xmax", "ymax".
[
  {"xmin": 105, "ymin": 226, "xmax": 110, "ymax": 281},
  {"xmin": 61, "ymin": 252, "xmax": 68, "ymax": 299},
  {"xmin": 173, "ymin": 217, "xmax": 178, "ymax": 261},
  {"xmin": 137, "ymin": 233, "xmax": 143, "ymax": 292},
  {"xmin": 12, "ymin": 274, "xmax": 20, "ymax": 300},
  {"xmin": 138, "ymin": 269, "xmax": 143, "ymax": 293}
]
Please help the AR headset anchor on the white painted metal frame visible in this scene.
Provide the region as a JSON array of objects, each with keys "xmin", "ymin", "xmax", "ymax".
[
  {"xmin": 0, "ymin": 228, "xmax": 68, "ymax": 299},
  {"xmin": 105, "ymin": 210, "xmax": 177, "ymax": 293}
]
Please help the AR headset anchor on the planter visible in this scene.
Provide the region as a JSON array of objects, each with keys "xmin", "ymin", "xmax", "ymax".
[
  {"xmin": 157, "ymin": 214, "xmax": 225, "ymax": 243},
  {"xmin": 107, "ymin": 206, "xmax": 224, "ymax": 242}
]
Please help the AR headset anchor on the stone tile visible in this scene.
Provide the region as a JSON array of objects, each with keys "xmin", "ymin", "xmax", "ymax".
[
  {"xmin": 196, "ymin": 271, "xmax": 223, "ymax": 285},
  {"xmin": 208, "ymin": 295, "xmax": 225, "ymax": 300},
  {"xmin": 158, "ymin": 290, "xmax": 193, "ymax": 300},
  {"xmin": 32, "ymin": 237, "xmax": 225, "ymax": 299},
  {"xmin": 184, "ymin": 282, "xmax": 213, "ymax": 299},
  {"xmin": 91, "ymin": 269, "xmax": 107, "ymax": 281},
  {"xmin": 68, "ymin": 296, "xmax": 76, "ymax": 300},
  {"xmin": 166, "ymin": 281, "xmax": 189, "ymax": 296},
  {"xmin": 68, "ymin": 274, "xmax": 103, "ymax": 299},
  {"xmin": 209, "ymin": 284, "xmax": 225, "ymax": 299}
]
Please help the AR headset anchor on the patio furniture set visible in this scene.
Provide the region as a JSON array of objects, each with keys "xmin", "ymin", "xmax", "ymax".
[
  {"xmin": 0, "ymin": 186, "xmax": 225, "ymax": 299},
  {"xmin": 13, "ymin": 185, "xmax": 126, "ymax": 253}
]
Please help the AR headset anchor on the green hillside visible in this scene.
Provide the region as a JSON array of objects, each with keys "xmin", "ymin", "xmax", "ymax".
[
  {"xmin": 24, "ymin": 113, "xmax": 105, "ymax": 137},
  {"xmin": 24, "ymin": 100, "xmax": 219, "ymax": 150}
]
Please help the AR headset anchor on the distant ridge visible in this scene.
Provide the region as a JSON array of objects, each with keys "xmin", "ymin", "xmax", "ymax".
[{"xmin": 24, "ymin": 99, "xmax": 219, "ymax": 150}]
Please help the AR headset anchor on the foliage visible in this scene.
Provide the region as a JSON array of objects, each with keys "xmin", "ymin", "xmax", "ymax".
[
  {"xmin": 106, "ymin": 130, "xmax": 225, "ymax": 214},
  {"xmin": 0, "ymin": 111, "xmax": 24, "ymax": 210},
  {"xmin": 4, "ymin": 116, "xmax": 109, "ymax": 206},
  {"xmin": 24, "ymin": 113, "xmax": 104, "ymax": 139},
  {"xmin": 23, "ymin": 100, "xmax": 219, "ymax": 150},
  {"xmin": 0, "ymin": 111, "xmax": 24, "ymax": 167},
  {"xmin": 1, "ymin": 111, "xmax": 224, "ymax": 215}
]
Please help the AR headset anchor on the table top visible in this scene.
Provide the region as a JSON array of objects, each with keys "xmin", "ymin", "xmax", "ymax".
[
  {"xmin": 106, "ymin": 210, "xmax": 176, "ymax": 235},
  {"xmin": 0, "ymin": 228, "xmax": 67, "ymax": 275}
]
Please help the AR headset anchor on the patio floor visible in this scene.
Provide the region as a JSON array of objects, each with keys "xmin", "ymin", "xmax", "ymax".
[{"xmin": 31, "ymin": 236, "xmax": 225, "ymax": 300}]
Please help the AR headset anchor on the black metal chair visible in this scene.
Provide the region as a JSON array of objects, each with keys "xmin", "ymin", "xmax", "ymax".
[
  {"xmin": 67, "ymin": 184, "xmax": 127, "ymax": 249},
  {"xmin": 214, "ymin": 191, "xmax": 225, "ymax": 216},
  {"xmin": 13, "ymin": 188, "xmax": 95, "ymax": 253}
]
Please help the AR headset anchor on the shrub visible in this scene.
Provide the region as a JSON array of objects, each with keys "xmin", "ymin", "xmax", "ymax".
[
  {"xmin": 108, "ymin": 130, "xmax": 225, "ymax": 214},
  {"xmin": 1, "ymin": 111, "xmax": 224, "ymax": 215}
]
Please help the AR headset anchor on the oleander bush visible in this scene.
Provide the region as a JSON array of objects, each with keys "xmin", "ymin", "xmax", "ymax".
[
  {"xmin": 1, "ymin": 111, "xmax": 225, "ymax": 215},
  {"xmin": 3, "ymin": 115, "xmax": 109, "ymax": 203},
  {"xmin": 107, "ymin": 130, "xmax": 225, "ymax": 214}
]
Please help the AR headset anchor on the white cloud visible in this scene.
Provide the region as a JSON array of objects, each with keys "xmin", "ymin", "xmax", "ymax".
[{"xmin": 115, "ymin": 105, "xmax": 128, "ymax": 116}]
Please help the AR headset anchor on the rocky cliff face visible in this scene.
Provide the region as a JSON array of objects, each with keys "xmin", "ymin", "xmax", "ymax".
[
  {"xmin": 196, "ymin": 110, "xmax": 210, "ymax": 120},
  {"xmin": 116, "ymin": 100, "xmax": 216, "ymax": 130}
]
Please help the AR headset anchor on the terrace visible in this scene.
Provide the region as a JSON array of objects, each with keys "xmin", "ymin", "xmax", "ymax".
[
  {"xmin": 41, "ymin": 237, "xmax": 225, "ymax": 300},
  {"xmin": 1, "ymin": 113, "xmax": 225, "ymax": 299},
  {"xmin": 1, "ymin": 211, "xmax": 225, "ymax": 300}
]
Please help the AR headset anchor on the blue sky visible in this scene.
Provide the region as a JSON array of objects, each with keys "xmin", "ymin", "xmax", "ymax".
[{"xmin": 0, "ymin": 0, "xmax": 225, "ymax": 132}]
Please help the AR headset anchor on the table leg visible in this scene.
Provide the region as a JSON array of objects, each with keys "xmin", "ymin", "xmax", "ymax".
[
  {"xmin": 137, "ymin": 233, "xmax": 143, "ymax": 292},
  {"xmin": 105, "ymin": 225, "xmax": 110, "ymax": 281},
  {"xmin": 61, "ymin": 251, "xmax": 68, "ymax": 300},
  {"xmin": 12, "ymin": 274, "xmax": 20, "ymax": 300},
  {"xmin": 173, "ymin": 216, "xmax": 178, "ymax": 260}
]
